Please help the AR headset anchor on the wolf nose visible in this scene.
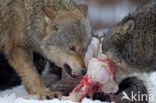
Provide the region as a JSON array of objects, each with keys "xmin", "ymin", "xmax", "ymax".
[{"xmin": 81, "ymin": 69, "xmax": 87, "ymax": 75}]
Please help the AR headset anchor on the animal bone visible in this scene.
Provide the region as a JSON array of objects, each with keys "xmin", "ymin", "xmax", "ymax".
[{"xmin": 62, "ymin": 37, "xmax": 119, "ymax": 102}]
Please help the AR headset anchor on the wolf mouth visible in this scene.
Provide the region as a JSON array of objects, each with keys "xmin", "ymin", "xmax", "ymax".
[{"xmin": 64, "ymin": 64, "xmax": 80, "ymax": 79}]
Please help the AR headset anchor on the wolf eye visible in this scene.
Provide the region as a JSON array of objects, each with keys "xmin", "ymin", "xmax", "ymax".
[{"xmin": 69, "ymin": 46, "xmax": 76, "ymax": 52}]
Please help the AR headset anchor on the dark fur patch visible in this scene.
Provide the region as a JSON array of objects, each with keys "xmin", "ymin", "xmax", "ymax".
[
  {"xmin": 93, "ymin": 92, "xmax": 111, "ymax": 102},
  {"xmin": 0, "ymin": 53, "xmax": 21, "ymax": 90},
  {"xmin": 115, "ymin": 77, "xmax": 148, "ymax": 103}
]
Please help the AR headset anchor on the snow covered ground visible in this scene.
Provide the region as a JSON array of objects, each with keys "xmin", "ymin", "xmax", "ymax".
[
  {"xmin": 0, "ymin": 72, "xmax": 156, "ymax": 103},
  {"xmin": 0, "ymin": 85, "xmax": 109, "ymax": 103},
  {"xmin": 0, "ymin": 94, "xmax": 106, "ymax": 103}
]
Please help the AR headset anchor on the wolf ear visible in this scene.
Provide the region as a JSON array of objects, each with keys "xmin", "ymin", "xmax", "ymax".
[
  {"xmin": 78, "ymin": 4, "xmax": 88, "ymax": 17},
  {"xmin": 122, "ymin": 18, "xmax": 135, "ymax": 34},
  {"xmin": 43, "ymin": 6, "xmax": 57, "ymax": 20}
]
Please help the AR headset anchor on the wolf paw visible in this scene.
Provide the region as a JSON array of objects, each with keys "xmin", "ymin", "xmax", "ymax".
[{"xmin": 37, "ymin": 90, "xmax": 63, "ymax": 100}]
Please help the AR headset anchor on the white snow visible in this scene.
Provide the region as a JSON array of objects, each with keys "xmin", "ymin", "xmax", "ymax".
[
  {"xmin": 1, "ymin": 72, "xmax": 156, "ymax": 103},
  {"xmin": 0, "ymin": 85, "xmax": 109, "ymax": 103},
  {"xmin": 0, "ymin": 93, "xmax": 107, "ymax": 103},
  {"xmin": 0, "ymin": 85, "xmax": 27, "ymax": 97}
]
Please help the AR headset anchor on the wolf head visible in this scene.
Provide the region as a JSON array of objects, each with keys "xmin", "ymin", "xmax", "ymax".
[
  {"xmin": 102, "ymin": 13, "xmax": 156, "ymax": 73},
  {"xmin": 41, "ymin": 5, "xmax": 91, "ymax": 78},
  {"xmin": 102, "ymin": 17, "xmax": 136, "ymax": 72}
]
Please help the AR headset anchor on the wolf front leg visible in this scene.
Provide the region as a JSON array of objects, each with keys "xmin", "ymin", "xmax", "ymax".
[{"xmin": 5, "ymin": 48, "xmax": 62, "ymax": 99}]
